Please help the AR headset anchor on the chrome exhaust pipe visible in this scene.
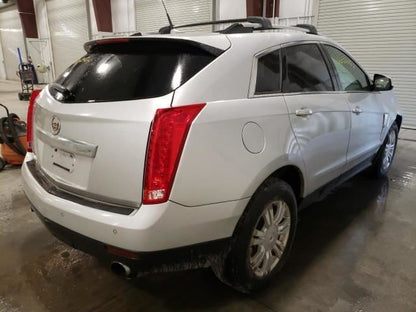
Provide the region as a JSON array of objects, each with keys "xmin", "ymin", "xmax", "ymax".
[{"xmin": 110, "ymin": 261, "xmax": 132, "ymax": 278}]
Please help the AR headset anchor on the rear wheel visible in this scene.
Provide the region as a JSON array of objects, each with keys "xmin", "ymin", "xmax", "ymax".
[
  {"xmin": 214, "ymin": 178, "xmax": 297, "ymax": 292},
  {"xmin": 372, "ymin": 123, "xmax": 398, "ymax": 178}
]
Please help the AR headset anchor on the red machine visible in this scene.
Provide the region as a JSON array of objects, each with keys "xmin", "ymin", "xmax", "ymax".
[{"xmin": 0, "ymin": 103, "xmax": 28, "ymax": 170}]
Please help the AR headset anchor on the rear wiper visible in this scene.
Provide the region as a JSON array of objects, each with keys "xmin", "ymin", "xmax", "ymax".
[{"xmin": 50, "ymin": 82, "xmax": 73, "ymax": 101}]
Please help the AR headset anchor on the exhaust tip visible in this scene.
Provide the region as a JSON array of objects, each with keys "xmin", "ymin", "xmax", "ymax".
[{"xmin": 111, "ymin": 261, "xmax": 132, "ymax": 278}]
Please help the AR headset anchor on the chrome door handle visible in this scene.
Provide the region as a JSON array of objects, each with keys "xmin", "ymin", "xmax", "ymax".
[
  {"xmin": 295, "ymin": 108, "xmax": 313, "ymax": 117},
  {"xmin": 352, "ymin": 106, "xmax": 363, "ymax": 114}
]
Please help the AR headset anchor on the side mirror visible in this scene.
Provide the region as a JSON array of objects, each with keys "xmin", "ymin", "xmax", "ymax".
[{"xmin": 373, "ymin": 74, "xmax": 393, "ymax": 91}]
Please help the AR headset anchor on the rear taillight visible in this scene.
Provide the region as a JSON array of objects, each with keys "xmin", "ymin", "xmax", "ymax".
[
  {"xmin": 143, "ymin": 104, "xmax": 206, "ymax": 205},
  {"xmin": 27, "ymin": 89, "xmax": 42, "ymax": 152}
]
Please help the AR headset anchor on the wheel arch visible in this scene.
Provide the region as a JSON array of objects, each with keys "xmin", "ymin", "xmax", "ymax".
[
  {"xmin": 242, "ymin": 163, "xmax": 305, "ymax": 213},
  {"xmin": 268, "ymin": 165, "xmax": 304, "ymax": 202},
  {"xmin": 395, "ymin": 113, "xmax": 402, "ymax": 131},
  {"xmin": 229, "ymin": 163, "xmax": 303, "ymax": 252}
]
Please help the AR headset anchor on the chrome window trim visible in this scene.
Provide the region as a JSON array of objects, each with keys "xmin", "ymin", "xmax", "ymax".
[
  {"xmin": 251, "ymin": 92, "xmax": 284, "ymax": 98},
  {"xmin": 282, "ymin": 90, "xmax": 373, "ymax": 96},
  {"xmin": 279, "ymin": 39, "xmax": 322, "ymax": 49}
]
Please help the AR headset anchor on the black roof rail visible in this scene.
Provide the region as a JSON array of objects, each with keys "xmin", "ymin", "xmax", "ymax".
[
  {"xmin": 295, "ymin": 24, "xmax": 318, "ymax": 35},
  {"xmin": 219, "ymin": 24, "xmax": 320, "ymax": 35},
  {"xmin": 219, "ymin": 23, "xmax": 254, "ymax": 34},
  {"xmin": 159, "ymin": 16, "xmax": 272, "ymax": 34}
]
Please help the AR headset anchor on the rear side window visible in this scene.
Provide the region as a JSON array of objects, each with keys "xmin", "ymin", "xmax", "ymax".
[
  {"xmin": 255, "ymin": 50, "xmax": 280, "ymax": 95},
  {"xmin": 50, "ymin": 40, "xmax": 218, "ymax": 103},
  {"xmin": 283, "ymin": 44, "xmax": 333, "ymax": 93}
]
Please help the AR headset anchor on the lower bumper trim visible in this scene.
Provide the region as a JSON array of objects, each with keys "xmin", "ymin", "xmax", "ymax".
[{"xmin": 32, "ymin": 206, "xmax": 231, "ymax": 274}]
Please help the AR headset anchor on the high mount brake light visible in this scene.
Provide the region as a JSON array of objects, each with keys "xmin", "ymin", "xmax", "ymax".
[
  {"xmin": 27, "ymin": 89, "xmax": 42, "ymax": 153},
  {"xmin": 143, "ymin": 104, "xmax": 206, "ymax": 205},
  {"xmin": 84, "ymin": 38, "xmax": 130, "ymax": 53},
  {"xmin": 95, "ymin": 38, "xmax": 130, "ymax": 45}
]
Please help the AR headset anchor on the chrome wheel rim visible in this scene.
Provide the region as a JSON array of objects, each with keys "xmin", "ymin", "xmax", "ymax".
[
  {"xmin": 382, "ymin": 130, "xmax": 396, "ymax": 171},
  {"xmin": 249, "ymin": 200, "xmax": 291, "ymax": 278}
]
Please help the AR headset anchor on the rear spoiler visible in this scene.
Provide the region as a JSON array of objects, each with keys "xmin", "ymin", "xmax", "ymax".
[{"xmin": 83, "ymin": 37, "xmax": 225, "ymax": 56}]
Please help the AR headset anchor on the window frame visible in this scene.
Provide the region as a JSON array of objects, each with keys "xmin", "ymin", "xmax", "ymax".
[
  {"xmin": 320, "ymin": 43, "xmax": 372, "ymax": 93},
  {"xmin": 249, "ymin": 45, "xmax": 283, "ymax": 98},
  {"xmin": 281, "ymin": 42, "xmax": 336, "ymax": 94}
]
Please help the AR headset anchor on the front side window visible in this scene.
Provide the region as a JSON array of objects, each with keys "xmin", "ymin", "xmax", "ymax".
[
  {"xmin": 324, "ymin": 45, "xmax": 370, "ymax": 91},
  {"xmin": 283, "ymin": 44, "xmax": 333, "ymax": 93},
  {"xmin": 255, "ymin": 50, "xmax": 280, "ymax": 95}
]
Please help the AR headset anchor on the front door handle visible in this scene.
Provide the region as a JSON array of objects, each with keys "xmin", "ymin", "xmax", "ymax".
[
  {"xmin": 352, "ymin": 106, "xmax": 363, "ymax": 114},
  {"xmin": 295, "ymin": 108, "xmax": 313, "ymax": 117}
]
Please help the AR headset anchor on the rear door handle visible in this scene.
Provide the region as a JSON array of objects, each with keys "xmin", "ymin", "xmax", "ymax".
[
  {"xmin": 352, "ymin": 106, "xmax": 363, "ymax": 114},
  {"xmin": 295, "ymin": 108, "xmax": 313, "ymax": 117}
]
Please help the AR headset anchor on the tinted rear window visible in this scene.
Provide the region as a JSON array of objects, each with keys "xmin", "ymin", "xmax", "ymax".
[{"xmin": 50, "ymin": 40, "xmax": 218, "ymax": 103}]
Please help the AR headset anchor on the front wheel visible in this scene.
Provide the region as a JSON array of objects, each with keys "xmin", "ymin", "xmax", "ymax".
[
  {"xmin": 372, "ymin": 123, "xmax": 398, "ymax": 178},
  {"xmin": 215, "ymin": 178, "xmax": 297, "ymax": 292}
]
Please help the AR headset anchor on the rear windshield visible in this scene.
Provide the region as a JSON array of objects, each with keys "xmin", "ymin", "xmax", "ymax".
[{"xmin": 49, "ymin": 40, "xmax": 218, "ymax": 103}]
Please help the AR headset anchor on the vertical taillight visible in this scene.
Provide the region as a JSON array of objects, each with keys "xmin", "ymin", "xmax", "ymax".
[
  {"xmin": 143, "ymin": 103, "xmax": 206, "ymax": 205},
  {"xmin": 27, "ymin": 89, "xmax": 42, "ymax": 152}
]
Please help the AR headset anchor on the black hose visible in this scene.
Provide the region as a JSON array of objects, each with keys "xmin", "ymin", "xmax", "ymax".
[
  {"xmin": 0, "ymin": 117, "xmax": 21, "ymax": 155},
  {"xmin": 0, "ymin": 103, "xmax": 27, "ymax": 157},
  {"xmin": 7, "ymin": 113, "xmax": 27, "ymax": 155}
]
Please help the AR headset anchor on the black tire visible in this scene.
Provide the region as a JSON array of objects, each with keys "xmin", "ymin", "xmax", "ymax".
[
  {"xmin": 371, "ymin": 122, "xmax": 398, "ymax": 178},
  {"xmin": 214, "ymin": 178, "xmax": 298, "ymax": 293}
]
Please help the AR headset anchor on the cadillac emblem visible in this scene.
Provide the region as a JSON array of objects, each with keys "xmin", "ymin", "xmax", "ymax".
[{"xmin": 51, "ymin": 116, "xmax": 61, "ymax": 135}]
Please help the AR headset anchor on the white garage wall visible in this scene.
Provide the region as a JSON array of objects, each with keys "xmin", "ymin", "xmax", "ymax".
[
  {"xmin": 316, "ymin": 0, "xmax": 416, "ymax": 129},
  {"xmin": 31, "ymin": 0, "xmax": 55, "ymax": 83},
  {"xmin": 135, "ymin": 0, "xmax": 213, "ymax": 33},
  {"xmin": 111, "ymin": 0, "xmax": 136, "ymax": 33},
  {"xmin": 45, "ymin": 0, "xmax": 89, "ymax": 77},
  {"xmin": 0, "ymin": 6, "xmax": 25, "ymax": 80},
  {"xmin": 280, "ymin": 0, "xmax": 312, "ymax": 17},
  {"xmin": 91, "ymin": 0, "xmax": 136, "ymax": 37},
  {"xmin": 88, "ymin": 0, "xmax": 98, "ymax": 38},
  {"xmin": 216, "ymin": 0, "xmax": 246, "ymax": 19},
  {"xmin": 0, "ymin": 35, "xmax": 7, "ymax": 80}
]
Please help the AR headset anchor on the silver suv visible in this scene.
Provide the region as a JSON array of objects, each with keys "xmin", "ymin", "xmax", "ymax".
[{"xmin": 22, "ymin": 18, "xmax": 401, "ymax": 292}]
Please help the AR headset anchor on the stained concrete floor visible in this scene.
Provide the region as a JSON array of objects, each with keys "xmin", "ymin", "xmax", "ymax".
[{"xmin": 0, "ymin": 80, "xmax": 416, "ymax": 311}]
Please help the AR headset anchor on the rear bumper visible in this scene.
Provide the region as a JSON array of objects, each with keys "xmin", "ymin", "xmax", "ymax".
[
  {"xmin": 31, "ymin": 205, "xmax": 230, "ymax": 273},
  {"xmin": 22, "ymin": 153, "xmax": 249, "ymax": 252}
]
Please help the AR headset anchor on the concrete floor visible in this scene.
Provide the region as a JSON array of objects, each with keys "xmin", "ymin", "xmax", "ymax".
[{"xmin": 1, "ymin": 80, "xmax": 415, "ymax": 311}]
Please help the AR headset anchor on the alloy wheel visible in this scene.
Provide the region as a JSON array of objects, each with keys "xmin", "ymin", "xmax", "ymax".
[
  {"xmin": 249, "ymin": 200, "xmax": 291, "ymax": 278},
  {"xmin": 382, "ymin": 130, "xmax": 397, "ymax": 171}
]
